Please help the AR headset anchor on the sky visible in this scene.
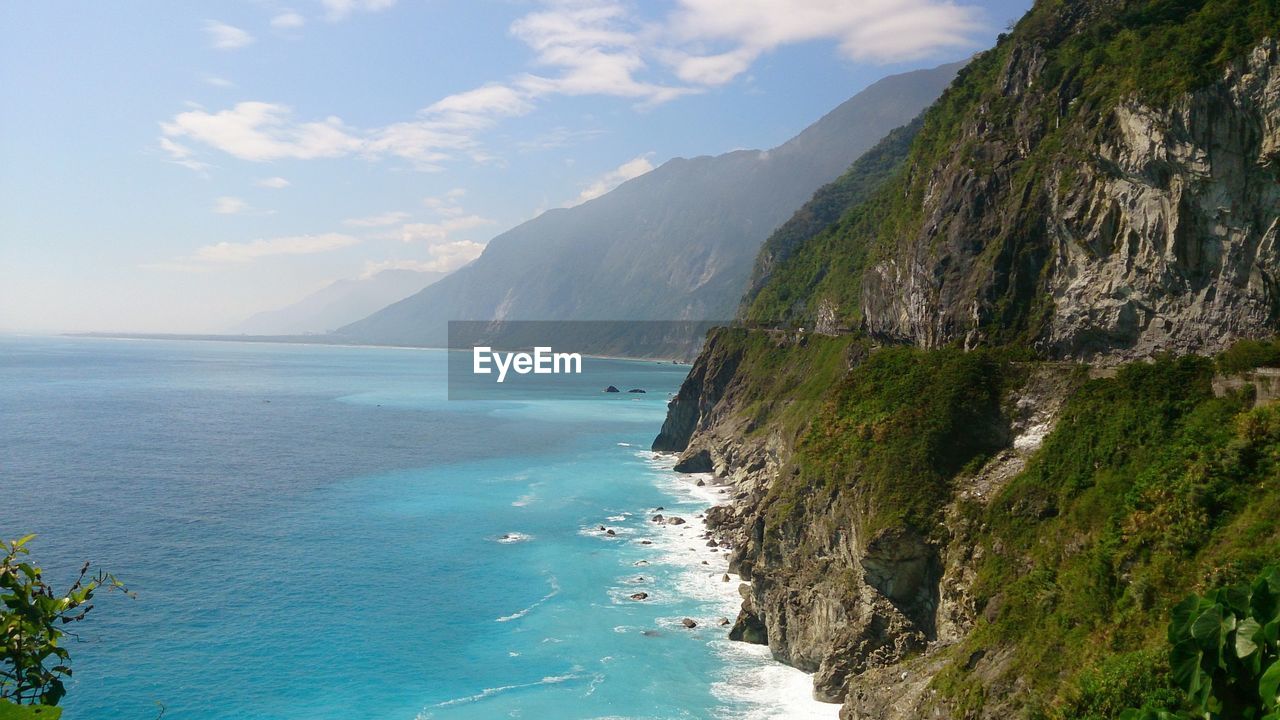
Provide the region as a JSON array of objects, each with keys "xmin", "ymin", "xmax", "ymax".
[{"xmin": 0, "ymin": 0, "xmax": 1032, "ymax": 334}]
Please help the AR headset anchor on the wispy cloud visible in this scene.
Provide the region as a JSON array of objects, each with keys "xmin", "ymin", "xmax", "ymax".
[
  {"xmin": 665, "ymin": 0, "xmax": 984, "ymax": 84},
  {"xmin": 194, "ymin": 233, "xmax": 359, "ymax": 263},
  {"xmin": 256, "ymin": 176, "xmax": 291, "ymax": 189},
  {"xmin": 343, "ymin": 211, "xmax": 411, "ymax": 228},
  {"xmin": 389, "ymin": 215, "xmax": 496, "ymax": 244},
  {"xmin": 204, "ymin": 21, "xmax": 254, "ymax": 50},
  {"xmin": 166, "ymin": 0, "xmax": 984, "ymax": 172},
  {"xmin": 359, "ymin": 244, "xmax": 479, "ymax": 277},
  {"xmin": 321, "ymin": 0, "xmax": 397, "ymax": 22},
  {"xmin": 271, "ymin": 11, "xmax": 306, "ymax": 29},
  {"xmin": 570, "ymin": 154, "xmax": 654, "ymax": 205},
  {"xmin": 214, "ymin": 196, "xmax": 250, "ymax": 214},
  {"xmin": 142, "ymin": 232, "xmax": 360, "ymax": 272},
  {"xmin": 204, "ymin": 75, "xmax": 235, "ymax": 88}
]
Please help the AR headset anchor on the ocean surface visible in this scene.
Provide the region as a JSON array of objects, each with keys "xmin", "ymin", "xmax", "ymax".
[{"xmin": 0, "ymin": 336, "xmax": 837, "ymax": 719}]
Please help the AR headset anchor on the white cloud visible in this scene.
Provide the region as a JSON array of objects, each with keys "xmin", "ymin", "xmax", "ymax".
[
  {"xmin": 256, "ymin": 176, "xmax": 291, "ymax": 189},
  {"xmin": 214, "ymin": 196, "xmax": 250, "ymax": 214},
  {"xmin": 391, "ymin": 215, "xmax": 495, "ymax": 244},
  {"xmin": 322, "ymin": 0, "xmax": 397, "ymax": 22},
  {"xmin": 161, "ymin": 102, "xmax": 364, "ymax": 162},
  {"xmin": 666, "ymin": 0, "xmax": 984, "ymax": 84},
  {"xmin": 343, "ymin": 211, "xmax": 411, "ymax": 228},
  {"xmin": 509, "ymin": 2, "xmax": 692, "ymax": 106},
  {"xmin": 194, "ymin": 233, "xmax": 359, "ymax": 263},
  {"xmin": 205, "ymin": 21, "xmax": 254, "ymax": 50},
  {"xmin": 359, "ymin": 250, "xmax": 476, "ymax": 277},
  {"xmin": 205, "ymin": 75, "xmax": 235, "ymax": 88},
  {"xmin": 423, "ymin": 188, "xmax": 468, "ymax": 216},
  {"xmin": 164, "ymin": 0, "xmax": 985, "ymax": 172},
  {"xmin": 271, "ymin": 11, "xmax": 306, "ymax": 29},
  {"xmin": 570, "ymin": 154, "xmax": 654, "ymax": 205}
]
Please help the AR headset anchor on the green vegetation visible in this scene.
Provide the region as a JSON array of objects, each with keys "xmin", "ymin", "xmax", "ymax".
[
  {"xmin": 1, "ymin": 535, "xmax": 130, "ymax": 707},
  {"xmin": 0, "ymin": 701, "xmax": 60, "ymax": 719},
  {"xmin": 744, "ymin": 0, "xmax": 1280, "ymax": 335},
  {"xmin": 767, "ymin": 346, "xmax": 1014, "ymax": 536},
  {"xmin": 1122, "ymin": 566, "xmax": 1280, "ymax": 719},
  {"xmin": 1218, "ymin": 338, "xmax": 1280, "ymax": 374},
  {"xmin": 741, "ymin": 117, "xmax": 924, "ymax": 316},
  {"xmin": 930, "ymin": 356, "xmax": 1280, "ymax": 716}
]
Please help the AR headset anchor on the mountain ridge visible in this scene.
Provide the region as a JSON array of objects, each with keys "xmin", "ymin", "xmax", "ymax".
[{"xmin": 334, "ymin": 61, "xmax": 966, "ymax": 352}]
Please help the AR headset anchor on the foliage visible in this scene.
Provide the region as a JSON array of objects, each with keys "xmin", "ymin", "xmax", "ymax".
[
  {"xmin": 770, "ymin": 346, "xmax": 1012, "ymax": 536},
  {"xmin": 1, "ymin": 535, "xmax": 130, "ymax": 706},
  {"xmin": 0, "ymin": 700, "xmax": 60, "ymax": 719},
  {"xmin": 744, "ymin": 0, "xmax": 1280, "ymax": 335},
  {"xmin": 1121, "ymin": 567, "xmax": 1280, "ymax": 720},
  {"xmin": 931, "ymin": 357, "xmax": 1280, "ymax": 716},
  {"xmin": 741, "ymin": 117, "xmax": 924, "ymax": 321},
  {"xmin": 1217, "ymin": 338, "xmax": 1280, "ymax": 374}
]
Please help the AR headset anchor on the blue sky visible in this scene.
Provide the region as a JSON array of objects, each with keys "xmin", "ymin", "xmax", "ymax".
[{"xmin": 0, "ymin": 0, "xmax": 1032, "ymax": 333}]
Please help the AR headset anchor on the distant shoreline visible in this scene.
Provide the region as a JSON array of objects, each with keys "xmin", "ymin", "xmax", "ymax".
[{"xmin": 61, "ymin": 331, "xmax": 693, "ymax": 365}]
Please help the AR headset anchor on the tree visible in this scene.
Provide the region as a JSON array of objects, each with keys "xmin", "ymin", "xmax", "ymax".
[{"xmin": 1, "ymin": 535, "xmax": 131, "ymax": 707}]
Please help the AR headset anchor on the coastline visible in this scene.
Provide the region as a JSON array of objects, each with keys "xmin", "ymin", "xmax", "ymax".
[{"xmin": 639, "ymin": 450, "xmax": 840, "ymax": 719}]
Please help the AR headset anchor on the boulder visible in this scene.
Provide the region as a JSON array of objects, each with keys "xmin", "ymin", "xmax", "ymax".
[
  {"xmin": 627, "ymin": 388, "xmax": 646, "ymax": 393},
  {"xmin": 630, "ymin": 592, "xmax": 649, "ymax": 601},
  {"xmin": 604, "ymin": 386, "xmax": 620, "ymax": 393},
  {"xmin": 681, "ymin": 618, "xmax": 698, "ymax": 629}
]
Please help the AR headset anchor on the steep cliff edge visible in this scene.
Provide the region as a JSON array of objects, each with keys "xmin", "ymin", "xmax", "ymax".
[
  {"xmin": 744, "ymin": 0, "xmax": 1280, "ymax": 362},
  {"xmin": 662, "ymin": 2, "xmax": 1280, "ymax": 716},
  {"xmin": 662, "ymin": 329, "xmax": 1280, "ymax": 717}
]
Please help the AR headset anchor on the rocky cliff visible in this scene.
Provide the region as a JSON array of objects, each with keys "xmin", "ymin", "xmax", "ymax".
[
  {"xmin": 744, "ymin": 0, "xmax": 1280, "ymax": 363},
  {"xmin": 662, "ymin": 1, "xmax": 1280, "ymax": 716}
]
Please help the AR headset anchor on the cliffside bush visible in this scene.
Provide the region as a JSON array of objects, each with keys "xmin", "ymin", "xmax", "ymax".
[
  {"xmin": 934, "ymin": 357, "xmax": 1280, "ymax": 716},
  {"xmin": 1, "ymin": 535, "xmax": 130, "ymax": 707},
  {"xmin": 1122, "ymin": 566, "xmax": 1280, "ymax": 719}
]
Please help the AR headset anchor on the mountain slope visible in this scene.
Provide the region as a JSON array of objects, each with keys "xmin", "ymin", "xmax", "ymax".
[
  {"xmin": 652, "ymin": 1, "xmax": 1280, "ymax": 718},
  {"xmin": 336, "ymin": 62, "xmax": 963, "ymax": 349},
  {"xmin": 231, "ymin": 268, "xmax": 445, "ymax": 335},
  {"xmin": 746, "ymin": 0, "xmax": 1280, "ymax": 360}
]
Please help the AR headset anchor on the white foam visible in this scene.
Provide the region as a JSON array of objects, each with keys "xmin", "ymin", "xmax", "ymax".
[
  {"xmin": 638, "ymin": 450, "xmax": 841, "ymax": 720},
  {"xmin": 495, "ymin": 576, "xmax": 560, "ymax": 622},
  {"xmin": 494, "ymin": 532, "xmax": 534, "ymax": 544}
]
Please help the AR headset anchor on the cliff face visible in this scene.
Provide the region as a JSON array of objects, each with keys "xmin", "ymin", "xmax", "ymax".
[
  {"xmin": 861, "ymin": 38, "xmax": 1280, "ymax": 360},
  {"xmin": 745, "ymin": 4, "xmax": 1280, "ymax": 362},
  {"xmin": 663, "ymin": 330, "xmax": 1280, "ymax": 717},
  {"xmin": 664, "ymin": 2, "xmax": 1280, "ymax": 716}
]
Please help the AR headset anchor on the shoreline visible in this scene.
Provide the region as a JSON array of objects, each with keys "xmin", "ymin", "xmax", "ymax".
[
  {"xmin": 55, "ymin": 332, "xmax": 697, "ymax": 365},
  {"xmin": 639, "ymin": 450, "xmax": 841, "ymax": 719}
]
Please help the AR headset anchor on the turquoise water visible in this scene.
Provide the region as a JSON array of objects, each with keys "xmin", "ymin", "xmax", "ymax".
[{"xmin": 0, "ymin": 336, "xmax": 834, "ymax": 719}]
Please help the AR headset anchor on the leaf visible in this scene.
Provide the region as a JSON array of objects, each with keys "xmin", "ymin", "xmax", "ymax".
[
  {"xmin": 1262, "ymin": 660, "xmax": 1280, "ymax": 711},
  {"xmin": 1238, "ymin": 617, "xmax": 1263, "ymax": 659}
]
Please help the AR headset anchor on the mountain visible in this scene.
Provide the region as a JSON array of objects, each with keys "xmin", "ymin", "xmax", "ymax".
[
  {"xmin": 231, "ymin": 268, "xmax": 445, "ymax": 336},
  {"xmin": 745, "ymin": 0, "xmax": 1280, "ymax": 361},
  {"xmin": 335, "ymin": 62, "xmax": 964, "ymax": 350},
  {"xmin": 653, "ymin": 0, "xmax": 1280, "ymax": 717}
]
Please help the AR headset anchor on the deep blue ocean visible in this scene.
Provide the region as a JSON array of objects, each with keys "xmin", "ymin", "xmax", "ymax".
[{"xmin": 0, "ymin": 336, "xmax": 836, "ymax": 719}]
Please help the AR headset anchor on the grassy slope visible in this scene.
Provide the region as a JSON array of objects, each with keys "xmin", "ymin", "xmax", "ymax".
[
  {"xmin": 699, "ymin": 327, "xmax": 1280, "ymax": 716},
  {"xmin": 935, "ymin": 355, "xmax": 1280, "ymax": 717}
]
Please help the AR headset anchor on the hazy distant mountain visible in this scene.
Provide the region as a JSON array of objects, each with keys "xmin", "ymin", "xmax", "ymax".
[
  {"xmin": 232, "ymin": 268, "xmax": 445, "ymax": 336},
  {"xmin": 336, "ymin": 61, "xmax": 964, "ymax": 349}
]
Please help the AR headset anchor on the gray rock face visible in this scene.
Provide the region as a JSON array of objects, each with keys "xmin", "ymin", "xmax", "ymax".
[
  {"xmin": 860, "ymin": 40, "xmax": 1280, "ymax": 362},
  {"xmin": 652, "ymin": 330, "xmax": 1084, "ymax": 715}
]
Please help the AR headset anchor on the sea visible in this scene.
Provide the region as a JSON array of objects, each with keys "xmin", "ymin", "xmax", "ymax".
[{"xmin": 0, "ymin": 336, "xmax": 838, "ymax": 720}]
